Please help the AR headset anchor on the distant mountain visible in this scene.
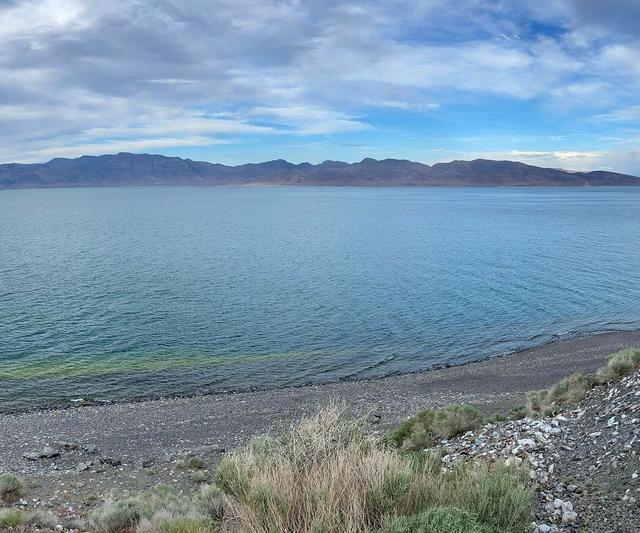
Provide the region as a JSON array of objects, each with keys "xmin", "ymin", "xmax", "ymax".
[{"xmin": 0, "ymin": 153, "xmax": 638, "ymax": 189}]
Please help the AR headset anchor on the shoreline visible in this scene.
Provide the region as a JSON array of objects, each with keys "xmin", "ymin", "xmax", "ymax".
[
  {"xmin": 4, "ymin": 327, "xmax": 640, "ymax": 416},
  {"xmin": 2, "ymin": 329, "xmax": 639, "ymax": 471}
]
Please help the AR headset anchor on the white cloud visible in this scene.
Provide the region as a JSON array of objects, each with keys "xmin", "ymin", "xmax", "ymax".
[
  {"xmin": 0, "ymin": 0, "xmax": 638, "ymax": 171},
  {"xmin": 596, "ymin": 106, "xmax": 640, "ymax": 122},
  {"xmin": 457, "ymin": 149, "xmax": 636, "ymax": 173}
]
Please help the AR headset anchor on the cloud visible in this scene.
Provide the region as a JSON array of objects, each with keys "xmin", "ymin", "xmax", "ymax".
[
  {"xmin": 460, "ymin": 149, "xmax": 638, "ymax": 174},
  {"xmin": 596, "ymin": 106, "xmax": 640, "ymax": 122},
  {"xmin": 249, "ymin": 106, "xmax": 369, "ymax": 135},
  {"xmin": 0, "ymin": 0, "xmax": 638, "ymax": 170}
]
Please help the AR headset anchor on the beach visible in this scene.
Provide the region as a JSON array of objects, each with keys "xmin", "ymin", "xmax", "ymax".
[
  {"xmin": 2, "ymin": 330, "xmax": 639, "ymax": 468},
  {"xmin": 0, "ymin": 330, "xmax": 639, "ymax": 527}
]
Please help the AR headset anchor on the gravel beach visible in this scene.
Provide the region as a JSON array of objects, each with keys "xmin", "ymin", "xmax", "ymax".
[
  {"xmin": 3, "ymin": 330, "xmax": 640, "ymax": 463},
  {"xmin": 1, "ymin": 330, "xmax": 639, "ymax": 527}
]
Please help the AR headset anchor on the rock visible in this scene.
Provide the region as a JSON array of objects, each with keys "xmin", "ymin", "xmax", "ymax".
[
  {"xmin": 57, "ymin": 442, "xmax": 80, "ymax": 451},
  {"xmin": 24, "ymin": 446, "xmax": 60, "ymax": 460},
  {"xmin": 561, "ymin": 510, "xmax": 577, "ymax": 524},
  {"xmin": 367, "ymin": 413, "xmax": 382, "ymax": 424},
  {"xmin": 75, "ymin": 461, "xmax": 92, "ymax": 473},
  {"xmin": 134, "ymin": 459, "xmax": 154, "ymax": 469},
  {"xmin": 99, "ymin": 457, "xmax": 121, "ymax": 467},
  {"xmin": 83, "ymin": 444, "xmax": 99, "ymax": 454},
  {"xmin": 200, "ymin": 445, "xmax": 226, "ymax": 455},
  {"xmin": 537, "ymin": 524, "xmax": 552, "ymax": 533},
  {"xmin": 505, "ymin": 456, "xmax": 523, "ymax": 467},
  {"xmin": 40, "ymin": 446, "xmax": 60, "ymax": 459}
]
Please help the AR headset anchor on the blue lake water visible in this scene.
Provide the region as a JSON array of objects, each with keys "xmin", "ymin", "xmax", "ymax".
[{"xmin": 1, "ymin": 186, "xmax": 639, "ymax": 412}]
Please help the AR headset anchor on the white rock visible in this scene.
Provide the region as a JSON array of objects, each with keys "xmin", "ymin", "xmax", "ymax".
[{"xmin": 562, "ymin": 510, "xmax": 577, "ymax": 524}]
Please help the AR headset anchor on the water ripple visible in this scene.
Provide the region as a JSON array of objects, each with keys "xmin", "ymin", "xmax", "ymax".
[{"xmin": 1, "ymin": 186, "xmax": 639, "ymax": 412}]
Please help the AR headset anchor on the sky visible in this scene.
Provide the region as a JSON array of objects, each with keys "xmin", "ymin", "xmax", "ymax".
[{"xmin": 1, "ymin": 0, "xmax": 639, "ymax": 173}]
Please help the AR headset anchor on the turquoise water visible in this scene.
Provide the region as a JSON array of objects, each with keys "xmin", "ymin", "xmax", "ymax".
[{"xmin": 1, "ymin": 186, "xmax": 639, "ymax": 412}]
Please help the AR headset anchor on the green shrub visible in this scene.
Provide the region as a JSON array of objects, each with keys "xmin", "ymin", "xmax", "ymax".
[
  {"xmin": 91, "ymin": 498, "xmax": 141, "ymax": 533},
  {"xmin": 91, "ymin": 485, "xmax": 210, "ymax": 533},
  {"xmin": 157, "ymin": 516, "xmax": 212, "ymax": 533},
  {"xmin": 186, "ymin": 456, "xmax": 205, "ymax": 470},
  {"xmin": 0, "ymin": 473, "xmax": 24, "ymax": 503},
  {"xmin": 0, "ymin": 508, "xmax": 25, "ymax": 528},
  {"xmin": 526, "ymin": 372, "xmax": 596, "ymax": 415},
  {"xmin": 23, "ymin": 509, "xmax": 59, "ymax": 529},
  {"xmin": 198, "ymin": 484, "xmax": 226, "ymax": 521},
  {"xmin": 449, "ymin": 463, "xmax": 532, "ymax": 533},
  {"xmin": 602, "ymin": 348, "xmax": 640, "ymax": 379},
  {"xmin": 379, "ymin": 506, "xmax": 493, "ymax": 533},
  {"xmin": 391, "ymin": 405, "xmax": 484, "ymax": 450},
  {"xmin": 191, "ymin": 470, "xmax": 208, "ymax": 484}
]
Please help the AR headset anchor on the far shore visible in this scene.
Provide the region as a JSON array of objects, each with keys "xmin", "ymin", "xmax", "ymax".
[{"xmin": 2, "ymin": 329, "xmax": 639, "ymax": 471}]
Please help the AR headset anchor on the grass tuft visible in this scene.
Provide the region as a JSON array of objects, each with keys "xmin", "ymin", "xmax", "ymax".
[
  {"xmin": 91, "ymin": 485, "xmax": 213, "ymax": 533},
  {"xmin": 391, "ymin": 405, "xmax": 484, "ymax": 450},
  {"xmin": 0, "ymin": 508, "xmax": 25, "ymax": 528},
  {"xmin": 0, "ymin": 473, "xmax": 24, "ymax": 503},
  {"xmin": 23, "ymin": 509, "xmax": 60, "ymax": 529},
  {"xmin": 603, "ymin": 348, "xmax": 640, "ymax": 379},
  {"xmin": 379, "ymin": 506, "xmax": 493, "ymax": 533}
]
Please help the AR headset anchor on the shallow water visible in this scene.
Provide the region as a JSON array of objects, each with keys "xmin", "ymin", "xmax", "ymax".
[{"xmin": 1, "ymin": 186, "xmax": 639, "ymax": 412}]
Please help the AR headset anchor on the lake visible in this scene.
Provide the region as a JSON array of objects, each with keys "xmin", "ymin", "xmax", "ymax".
[{"xmin": 1, "ymin": 186, "xmax": 639, "ymax": 412}]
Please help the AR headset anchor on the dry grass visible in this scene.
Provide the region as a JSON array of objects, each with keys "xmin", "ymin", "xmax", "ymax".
[
  {"xmin": 390, "ymin": 405, "xmax": 484, "ymax": 451},
  {"xmin": 90, "ymin": 405, "xmax": 531, "ymax": 533},
  {"xmin": 91, "ymin": 485, "xmax": 215, "ymax": 533},
  {"xmin": 214, "ymin": 404, "xmax": 530, "ymax": 533}
]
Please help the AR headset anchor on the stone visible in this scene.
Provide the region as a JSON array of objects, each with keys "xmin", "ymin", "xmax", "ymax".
[
  {"xmin": 561, "ymin": 511, "xmax": 577, "ymax": 524},
  {"xmin": 99, "ymin": 457, "xmax": 122, "ymax": 467},
  {"xmin": 75, "ymin": 462, "xmax": 92, "ymax": 473},
  {"xmin": 537, "ymin": 524, "xmax": 552, "ymax": 533},
  {"xmin": 561, "ymin": 501, "xmax": 573, "ymax": 513},
  {"xmin": 38, "ymin": 447, "xmax": 60, "ymax": 459},
  {"xmin": 505, "ymin": 456, "xmax": 523, "ymax": 467}
]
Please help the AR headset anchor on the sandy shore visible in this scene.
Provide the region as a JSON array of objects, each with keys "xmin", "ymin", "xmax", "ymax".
[{"xmin": 2, "ymin": 329, "xmax": 639, "ymax": 470}]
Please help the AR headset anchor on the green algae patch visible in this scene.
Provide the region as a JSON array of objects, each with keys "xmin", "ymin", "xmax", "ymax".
[{"xmin": 0, "ymin": 349, "xmax": 332, "ymax": 382}]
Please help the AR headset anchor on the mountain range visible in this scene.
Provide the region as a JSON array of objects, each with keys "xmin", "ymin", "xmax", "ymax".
[{"xmin": 1, "ymin": 153, "xmax": 638, "ymax": 189}]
